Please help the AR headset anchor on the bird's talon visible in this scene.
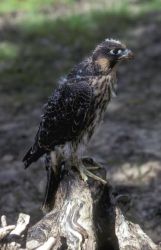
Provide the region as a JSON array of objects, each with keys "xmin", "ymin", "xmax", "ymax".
[
  {"xmin": 82, "ymin": 157, "xmax": 103, "ymax": 170},
  {"xmin": 80, "ymin": 172, "xmax": 88, "ymax": 182},
  {"xmin": 76, "ymin": 163, "xmax": 106, "ymax": 184},
  {"xmin": 85, "ymin": 169, "xmax": 107, "ymax": 184},
  {"xmin": 77, "ymin": 165, "xmax": 88, "ymax": 182}
]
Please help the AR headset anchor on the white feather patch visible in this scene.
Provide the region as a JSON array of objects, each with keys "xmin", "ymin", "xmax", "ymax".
[{"xmin": 105, "ymin": 38, "xmax": 121, "ymax": 44}]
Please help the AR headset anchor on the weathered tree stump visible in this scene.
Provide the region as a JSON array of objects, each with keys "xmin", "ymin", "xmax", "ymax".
[
  {"xmin": 0, "ymin": 157, "xmax": 160, "ymax": 250},
  {"xmin": 27, "ymin": 162, "xmax": 119, "ymax": 250}
]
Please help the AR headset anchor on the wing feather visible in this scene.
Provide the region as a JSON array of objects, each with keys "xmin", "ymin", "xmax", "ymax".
[{"xmin": 36, "ymin": 81, "xmax": 93, "ymax": 149}]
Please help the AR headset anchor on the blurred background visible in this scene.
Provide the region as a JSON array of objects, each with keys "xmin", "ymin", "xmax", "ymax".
[{"xmin": 0, "ymin": 0, "xmax": 161, "ymax": 243}]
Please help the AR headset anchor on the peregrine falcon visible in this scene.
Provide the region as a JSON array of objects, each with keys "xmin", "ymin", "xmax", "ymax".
[{"xmin": 23, "ymin": 38, "xmax": 133, "ymax": 182}]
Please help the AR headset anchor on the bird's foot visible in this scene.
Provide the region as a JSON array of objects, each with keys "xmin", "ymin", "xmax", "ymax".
[
  {"xmin": 76, "ymin": 160, "xmax": 107, "ymax": 185},
  {"xmin": 82, "ymin": 157, "xmax": 103, "ymax": 171},
  {"xmin": 78, "ymin": 165, "xmax": 88, "ymax": 182}
]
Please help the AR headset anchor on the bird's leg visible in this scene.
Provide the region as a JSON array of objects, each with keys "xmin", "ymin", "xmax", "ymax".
[
  {"xmin": 50, "ymin": 149, "xmax": 64, "ymax": 174},
  {"xmin": 71, "ymin": 155, "xmax": 107, "ymax": 184},
  {"xmin": 71, "ymin": 155, "xmax": 88, "ymax": 182}
]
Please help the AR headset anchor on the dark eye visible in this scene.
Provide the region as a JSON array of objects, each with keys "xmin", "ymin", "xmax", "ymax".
[{"xmin": 110, "ymin": 48, "xmax": 122, "ymax": 55}]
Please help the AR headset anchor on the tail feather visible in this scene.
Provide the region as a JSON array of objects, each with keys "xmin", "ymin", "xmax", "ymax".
[
  {"xmin": 23, "ymin": 146, "xmax": 45, "ymax": 168},
  {"xmin": 42, "ymin": 155, "xmax": 61, "ymax": 212},
  {"xmin": 42, "ymin": 165, "xmax": 56, "ymax": 212}
]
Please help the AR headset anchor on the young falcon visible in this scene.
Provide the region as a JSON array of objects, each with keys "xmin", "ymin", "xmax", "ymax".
[{"xmin": 23, "ymin": 38, "xmax": 133, "ymax": 182}]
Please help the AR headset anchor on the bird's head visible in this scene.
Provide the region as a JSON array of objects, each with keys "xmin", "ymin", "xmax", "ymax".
[{"xmin": 92, "ymin": 38, "xmax": 133, "ymax": 73}]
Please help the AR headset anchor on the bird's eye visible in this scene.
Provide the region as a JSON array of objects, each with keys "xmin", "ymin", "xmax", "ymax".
[{"xmin": 110, "ymin": 48, "xmax": 122, "ymax": 55}]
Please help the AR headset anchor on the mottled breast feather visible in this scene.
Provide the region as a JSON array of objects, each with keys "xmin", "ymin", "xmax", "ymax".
[
  {"xmin": 36, "ymin": 81, "xmax": 93, "ymax": 150},
  {"xmin": 85, "ymin": 74, "xmax": 115, "ymax": 140}
]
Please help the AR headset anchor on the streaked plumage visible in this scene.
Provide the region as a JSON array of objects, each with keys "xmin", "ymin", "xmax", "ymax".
[{"xmin": 23, "ymin": 39, "xmax": 133, "ymax": 171}]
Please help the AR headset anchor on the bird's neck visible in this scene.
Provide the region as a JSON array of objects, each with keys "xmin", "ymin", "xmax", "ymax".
[{"xmin": 89, "ymin": 69, "xmax": 117, "ymax": 99}]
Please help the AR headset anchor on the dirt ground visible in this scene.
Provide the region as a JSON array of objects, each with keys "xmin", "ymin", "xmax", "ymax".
[{"xmin": 0, "ymin": 9, "xmax": 161, "ymax": 244}]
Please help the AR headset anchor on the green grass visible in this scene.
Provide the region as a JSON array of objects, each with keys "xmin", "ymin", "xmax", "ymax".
[
  {"xmin": 0, "ymin": 42, "xmax": 19, "ymax": 60},
  {"xmin": 137, "ymin": 0, "xmax": 161, "ymax": 13},
  {"xmin": 0, "ymin": 0, "xmax": 161, "ymax": 14},
  {"xmin": 0, "ymin": 0, "xmax": 74, "ymax": 13},
  {"xmin": 0, "ymin": 0, "xmax": 161, "ymax": 110},
  {"xmin": 0, "ymin": 10, "xmax": 133, "ymax": 91}
]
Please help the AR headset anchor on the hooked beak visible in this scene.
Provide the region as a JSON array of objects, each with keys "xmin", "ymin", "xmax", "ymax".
[{"xmin": 119, "ymin": 49, "xmax": 134, "ymax": 60}]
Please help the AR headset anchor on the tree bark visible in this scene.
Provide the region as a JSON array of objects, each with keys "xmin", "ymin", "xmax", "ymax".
[{"xmin": 0, "ymin": 158, "xmax": 160, "ymax": 250}]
